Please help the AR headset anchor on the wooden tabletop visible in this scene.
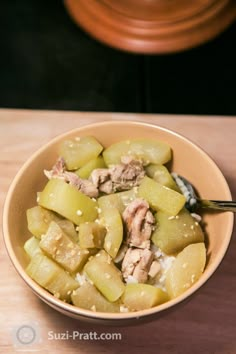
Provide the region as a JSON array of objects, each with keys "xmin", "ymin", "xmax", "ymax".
[{"xmin": 0, "ymin": 109, "xmax": 236, "ymax": 354}]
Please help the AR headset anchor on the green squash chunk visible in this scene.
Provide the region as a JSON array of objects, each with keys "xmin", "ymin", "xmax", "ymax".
[
  {"xmin": 56, "ymin": 219, "xmax": 78, "ymax": 241},
  {"xmin": 78, "ymin": 222, "xmax": 106, "ymax": 249},
  {"xmin": 103, "ymin": 139, "xmax": 171, "ymax": 166},
  {"xmin": 122, "ymin": 284, "xmax": 169, "ymax": 311},
  {"xmin": 38, "ymin": 178, "xmax": 98, "ymax": 225},
  {"xmin": 165, "ymin": 243, "xmax": 206, "ymax": 299},
  {"xmin": 152, "ymin": 208, "xmax": 204, "ymax": 254},
  {"xmin": 71, "ymin": 282, "xmax": 120, "ymax": 313},
  {"xmin": 75, "ymin": 156, "xmax": 106, "ymax": 179},
  {"xmin": 98, "ymin": 188, "xmax": 138, "ymax": 214},
  {"xmin": 99, "ymin": 207, "xmax": 123, "ymax": 259},
  {"xmin": 145, "ymin": 164, "xmax": 180, "ymax": 192},
  {"xmin": 26, "ymin": 253, "xmax": 79, "ymax": 301},
  {"xmin": 26, "ymin": 205, "xmax": 60, "ymax": 238},
  {"xmin": 138, "ymin": 176, "xmax": 186, "ymax": 215},
  {"xmin": 59, "ymin": 136, "xmax": 103, "ymax": 170},
  {"xmin": 103, "ymin": 140, "xmax": 131, "ymax": 167},
  {"xmin": 27, "ymin": 205, "xmax": 78, "ymax": 240},
  {"xmin": 39, "ymin": 221, "xmax": 89, "ymax": 273},
  {"xmin": 84, "ymin": 250, "xmax": 125, "ymax": 302},
  {"xmin": 24, "ymin": 236, "xmax": 43, "ymax": 258}
]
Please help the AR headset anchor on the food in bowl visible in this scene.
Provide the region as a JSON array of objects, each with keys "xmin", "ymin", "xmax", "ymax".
[{"xmin": 24, "ymin": 136, "xmax": 207, "ymax": 313}]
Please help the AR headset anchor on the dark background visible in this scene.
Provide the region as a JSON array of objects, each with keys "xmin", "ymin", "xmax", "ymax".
[{"xmin": 0, "ymin": 1, "xmax": 235, "ymax": 115}]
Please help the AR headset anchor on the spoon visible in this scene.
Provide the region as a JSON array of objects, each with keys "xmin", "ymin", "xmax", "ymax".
[{"xmin": 172, "ymin": 173, "xmax": 236, "ymax": 213}]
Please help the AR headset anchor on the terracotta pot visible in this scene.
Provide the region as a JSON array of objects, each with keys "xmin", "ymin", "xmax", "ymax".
[{"xmin": 64, "ymin": 0, "xmax": 236, "ymax": 53}]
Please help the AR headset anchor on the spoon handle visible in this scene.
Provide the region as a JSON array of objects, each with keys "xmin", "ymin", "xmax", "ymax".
[{"xmin": 199, "ymin": 199, "xmax": 236, "ymax": 212}]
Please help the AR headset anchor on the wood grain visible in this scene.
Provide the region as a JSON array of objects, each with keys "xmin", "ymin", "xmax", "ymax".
[{"xmin": 0, "ymin": 109, "xmax": 236, "ymax": 354}]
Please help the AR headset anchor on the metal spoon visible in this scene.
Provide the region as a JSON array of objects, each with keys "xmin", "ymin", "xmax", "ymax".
[{"xmin": 172, "ymin": 173, "xmax": 236, "ymax": 213}]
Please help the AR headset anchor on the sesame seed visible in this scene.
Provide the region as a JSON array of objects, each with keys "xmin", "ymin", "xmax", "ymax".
[
  {"xmin": 175, "ymin": 215, "xmax": 179, "ymax": 219},
  {"xmin": 88, "ymin": 279, "xmax": 94, "ymax": 285},
  {"xmin": 168, "ymin": 216, "xmax": 175, "ymax": 220},
  {"xmin": 67, "ymin": 290, "xmax": 72, "ymax": 295},
  {"xmin": 106, "ymin": 241, "xmax": 112, "ymax": 251},
  {"xmin": 75, "ymin": 137, "xmax": 81, "ymax": 141},
  {"xmin": 183, "ymin": 283, "xmax": 190, "ymax": 289},
  {"xmin": 184, "ymin": 234, "xmax": 188, "ymax": 238},
  {"xmin": 76, "ymin": 210, "xmax": 83, "ymax": 216},
  {"xmin": 55, "ymin": 234, "xmax": 62, "ymax": 240},
  {"xmin": 163, "ymin": 186, "xmax": 170, "ymax": 190},
  {"xmin": 91, "ymin": 305, "xmax": 96, "ymax": 312},
  {"xmin": 182, "ymin": 263, "xmax": 188, "ymax": 268},
  {"xmin": 71, "ymin": 250, "xmax": 76, "ymax": 256},
  {"xmin": 140, "ymin": 291, "xmax": 145, "ymax": 297},
  {"xmin": 191, "ymin": 213, "xmax": 202, "ymax": 222},
  {"xmin": 49, "ymin": 193, "xmax": 54, "ymax": 197},
  {"xmin": 105, "ymin": 273, "xmax": 111, "ymax": 279},
  {"xmin": 190, "ymin": 225, "xmax": 194, "ymax": 230},
  {"xmin": 120, "ymin": 305, "xmax": 129, "ymax": 313}
]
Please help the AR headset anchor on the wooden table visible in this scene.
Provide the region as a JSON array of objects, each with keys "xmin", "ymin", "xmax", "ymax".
[{"xmin": 0, "ymin": 109, "xmax": 236, "ymax": 354}]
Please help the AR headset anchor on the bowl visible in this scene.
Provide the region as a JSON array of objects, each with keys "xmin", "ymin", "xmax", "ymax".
[{"xmin": 3, "ymin": 121, "xmax": 234, "ymax": 324}]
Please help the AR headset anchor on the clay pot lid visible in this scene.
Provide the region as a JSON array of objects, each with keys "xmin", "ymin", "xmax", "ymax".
[{"xmin": 64, "ymin": 0, "xmax": 236, "ymax": 53}]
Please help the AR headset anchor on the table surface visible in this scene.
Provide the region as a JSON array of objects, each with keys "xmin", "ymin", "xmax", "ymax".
[{"xmin": 0, "ymin": 109, "xmax": 236, "ymax": 354}]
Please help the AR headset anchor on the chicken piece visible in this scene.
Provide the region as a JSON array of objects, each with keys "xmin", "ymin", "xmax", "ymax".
[
  {"xmin": 90, "ymin": 169, "xmax": 113, "ymax": 194},
  {"xmin": 122, "ymin": 198, "xmax": 155, "ymax": 249},
  {"xmin": 122, "ymin": 248, "xmax": 154, "ymax": 283},
  {"xmin": 44, "ymin": 157, "xmax": 98, "ymax": 198},
  {"xmin": 99, "ymin": 180, "xmax": 113, "ymax": 194},
  {"xmin": 44, "ymin": 157, "xmax": 66, "ymax": 179},
  {"xmin": 110, "ymin": 156, "xmax": 145, "ymax": 192},
  {"xmin": 89, "ymin": 157, "xmax": 145, "ymax": 195},
  {"xmin": 64, "ymin": 172, "xmax": 99, "ymax": 198}
]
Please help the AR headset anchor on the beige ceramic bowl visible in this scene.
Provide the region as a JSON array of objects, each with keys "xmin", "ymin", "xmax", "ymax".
[{"xmin": 3, "ymin": 121, "xmax": 234, "ymax": 325}]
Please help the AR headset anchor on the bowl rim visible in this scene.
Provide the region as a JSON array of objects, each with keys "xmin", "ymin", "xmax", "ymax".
[{"xmin": 3, "ymin": 120, "xmax": 234, "ymax": 321}]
